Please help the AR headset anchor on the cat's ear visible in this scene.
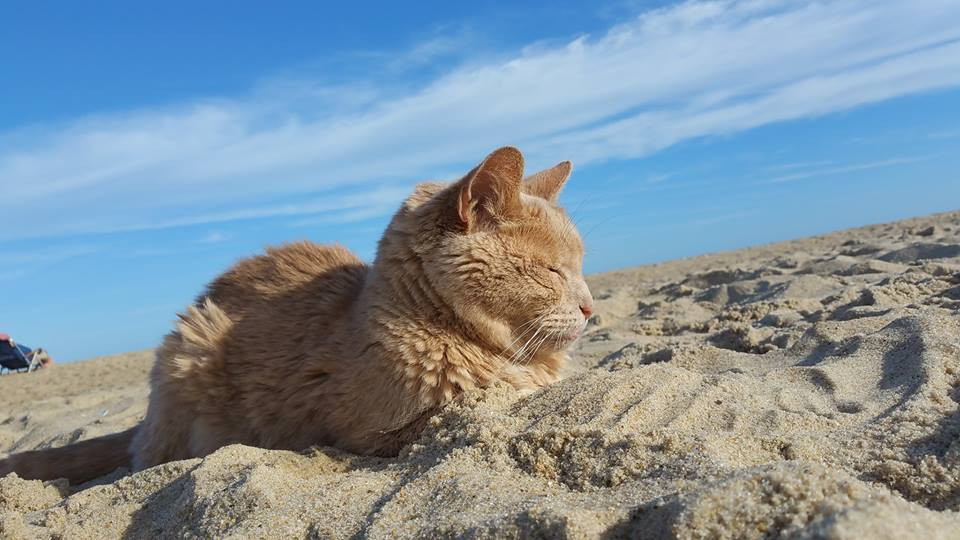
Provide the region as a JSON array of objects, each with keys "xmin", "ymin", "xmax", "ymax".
[
  {"xmin": 456, "ymin": 146, "xmax": 524, "ymax": 230},
  {"xmin": 523, "ymin": 161, "xmax": 571, "ymax": 203}
]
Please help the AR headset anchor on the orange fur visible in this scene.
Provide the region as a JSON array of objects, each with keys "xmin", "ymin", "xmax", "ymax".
[{"xmin": 0, "ymin": 147, "xmax": 593, "ymax": 483}]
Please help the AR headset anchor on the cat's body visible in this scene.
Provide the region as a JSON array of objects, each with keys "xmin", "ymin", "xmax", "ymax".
[{"xmin": 1, "ymin": 147, "xmax": 593, "ymax": 484}]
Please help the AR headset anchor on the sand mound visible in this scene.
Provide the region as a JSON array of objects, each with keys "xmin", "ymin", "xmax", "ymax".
[{"xmin": 2, "ymin": 211, "xmax": 960, "ymax": 538}]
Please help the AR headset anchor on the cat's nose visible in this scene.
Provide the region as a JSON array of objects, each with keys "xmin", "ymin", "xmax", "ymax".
[{"xmin": 580, "ymin": 302, "xmax": 594, "ymax": 319}]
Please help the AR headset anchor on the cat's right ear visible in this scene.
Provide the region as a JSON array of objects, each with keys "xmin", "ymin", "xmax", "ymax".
[
  {"xmin": 524, "ymin": 160, "xmax": 571, "ymax": 203},
  {"xmin": 455, "ymin": 146, "xmax": 524, "ymax": 231}
]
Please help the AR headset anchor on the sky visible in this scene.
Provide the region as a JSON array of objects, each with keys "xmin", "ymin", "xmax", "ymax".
[{"xmin": 1, "ymin": 0, "xmax": 959, "ymax": 362}]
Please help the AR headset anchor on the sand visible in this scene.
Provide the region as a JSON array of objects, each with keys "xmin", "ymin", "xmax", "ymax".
[{"xmin": 2, "ymin": 211, "xmax": 960, "ymax": 539}]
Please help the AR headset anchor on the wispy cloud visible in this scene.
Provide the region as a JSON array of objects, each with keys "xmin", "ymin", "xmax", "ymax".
[
  {"xmin": 287, "ymin": 204, "xmax": 398, "ymax": 227},
  {"xmin": 196, "ymin": 231, "xmax": 229, "ymax": 244},
  {"xmin": 763, "ymin": 160, "xmax": 835, "ymax": 173},
  {"xmin": 2, "ymin": 0, "xmax": 960, "ymax": 241},
  {"xmin": 928, "ymin": 128, "xmax": 960, "ymax": 140},
  {"xmin": 645, "ymin": 173, "xmax": 673, "ymax": 184},
  {"xmin": 761, "ymin": 155, "xmax": 934, "ymax": 184},
  {"xmin": 0, "ymin": 245, "xmax": 102, "ymax": 281},
  {"xmin": 3, "ymin": 245, "xmax": 103, "ymax": 265}
]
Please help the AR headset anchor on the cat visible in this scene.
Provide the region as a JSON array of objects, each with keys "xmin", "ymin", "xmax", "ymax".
[{"xmin": 0, "ymin": 146, "xmax": 593, "ymax": 484}]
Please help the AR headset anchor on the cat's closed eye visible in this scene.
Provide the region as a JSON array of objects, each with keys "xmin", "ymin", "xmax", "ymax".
[{"xmin": 547, "ymin": 267, "xmax": 564, "ymax": 277}]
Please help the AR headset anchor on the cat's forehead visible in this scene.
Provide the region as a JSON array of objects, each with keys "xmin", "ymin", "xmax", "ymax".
[
  {"xmin": 508, "ymin": 194, "xmax": 583, "ymax": 261},
  {"xmin": 403, "ymin": 181, "xmax": 583, "ymax": 261},
  {"xmin": 519, "ymin": 193, "xmax": 576, "ymax": 232}
]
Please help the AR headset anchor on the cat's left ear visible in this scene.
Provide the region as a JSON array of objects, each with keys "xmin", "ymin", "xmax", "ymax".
[
  {"xmin": 524, "ymin": 161, "xmax": 572, "ymax": 203},
  {"xmin": 456, "ymin": 146, "xmax": 525, "ymax": 231}
]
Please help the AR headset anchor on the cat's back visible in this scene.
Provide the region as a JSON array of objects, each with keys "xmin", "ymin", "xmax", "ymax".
[
  {"xmin": 204, "ymin": 241, "xmax": 367, "ymax": 316},
  {"xmin": 163, "ymin": 241, "xmax": 367, "ymax": 398},
  {"xmin": 148, "ymin": 241, "xmax": 368, "ymax": 456}
]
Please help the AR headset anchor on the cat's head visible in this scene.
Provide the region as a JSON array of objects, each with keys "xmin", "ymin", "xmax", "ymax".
[{"xmin": 402, "ymin": 147, "xmax": 593, "ymax": 360}]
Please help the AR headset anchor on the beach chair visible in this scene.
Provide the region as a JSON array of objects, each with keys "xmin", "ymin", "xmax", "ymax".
[{"xmin": 0, "ymin": 341, "xmax": 46, "ymax": 374}]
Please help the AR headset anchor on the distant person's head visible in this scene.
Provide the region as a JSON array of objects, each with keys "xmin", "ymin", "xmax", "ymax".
[
  {"xmin": 35, "ymin": 349, "xmax": 54, "ymax": 368},
  {"xmin": 30, "ymin": 348, "xmax": 54, "ymax": 368}
]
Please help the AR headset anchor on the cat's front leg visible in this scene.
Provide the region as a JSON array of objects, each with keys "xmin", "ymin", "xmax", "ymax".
[{"xmin": 496, "ymin": 363, "xmax": 546, "ymax": 397}]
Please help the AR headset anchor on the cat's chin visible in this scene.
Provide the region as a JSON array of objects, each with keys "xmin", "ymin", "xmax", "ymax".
[{"xmin": 551, "ymin": 328, "xmax": 584, "ymax": 349}]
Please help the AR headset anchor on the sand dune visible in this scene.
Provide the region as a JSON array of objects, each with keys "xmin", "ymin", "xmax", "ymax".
[{"xmin": 2, "ymin": 211, "xmax": 959, "ymax": 539}]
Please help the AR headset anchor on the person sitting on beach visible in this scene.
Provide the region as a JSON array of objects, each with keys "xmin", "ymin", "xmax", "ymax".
[{"xmin": 0, "ymin": 333, "xmax": 53, "ymax": 370}]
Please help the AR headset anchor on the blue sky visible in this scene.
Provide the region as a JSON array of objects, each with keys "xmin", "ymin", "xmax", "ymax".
[{"xmin": 2, "ymin": 0, "xmax": 959, "ymax": 362}]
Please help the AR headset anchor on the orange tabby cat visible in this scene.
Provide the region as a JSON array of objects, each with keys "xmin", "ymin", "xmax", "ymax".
[{"xmin": 0, "ymin": 146, "xmax": 593, "ymax": 484}]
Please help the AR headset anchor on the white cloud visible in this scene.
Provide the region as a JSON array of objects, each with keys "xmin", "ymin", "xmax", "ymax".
[
  {"xmin": 77, "ymin": 185, "xmax": 412, "ymax": 235},
  {"xmin": 0, "ymin": 245, "xmax": 103, "ymax": 281},
  {"xmin": 3, "ymin": 245, "xmax": 102, "ymax": 265},
  {"xmin": 2, "ymin": 0, "xmax": 959, "ymax": 241},
  {"xmin": 928, "ymin": 129, "xmax": 960, "ymax": 140},
  {"xmin": 761, "ymin": 155, "xmax": 935, "ymax": 184},
  {"xmin": 764, "ymin": 160, "xmax": 835, "ymax": 173},
  {"xmin": 196, "ymin": 231, "xmax": 229, "ymax": 244}
]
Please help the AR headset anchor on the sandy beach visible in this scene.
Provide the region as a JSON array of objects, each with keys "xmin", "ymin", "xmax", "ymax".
[{"xmin": 2, "ymin": 210, "xmax": 959, "ymax": 539}]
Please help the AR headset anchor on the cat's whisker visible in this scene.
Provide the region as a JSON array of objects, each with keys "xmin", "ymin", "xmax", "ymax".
[
  {"xmin": 507, "ymin": 316, "xmax": 552, "ymax": 366},
  {"xmin": 508, "ymin": 326, "xmax": 543, "ymax": 366},
  {"xmin": 498, "ymin": 314, "xmax": 549, "ymax": 359},
  {"xmin": 512, "ymin": 315, "xmax": 547, "ymax": 338},
  {"xmin": 581, "ymin": 214, "xmax": 619, "ymax": 241},
  {"xmin": 566, "ymin": 191, "xmax": 597, "ymax": 228},
  {"xmin": 522, "ymin": 330, "xmax": 553, "ymax": 365},
  {"xmin": 498, "ymin": 327, "xmax": 539, "ymax": 363},
  {"xmin": 521, "ymin": 325, "xmax": 553, "ymax": 365}
]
